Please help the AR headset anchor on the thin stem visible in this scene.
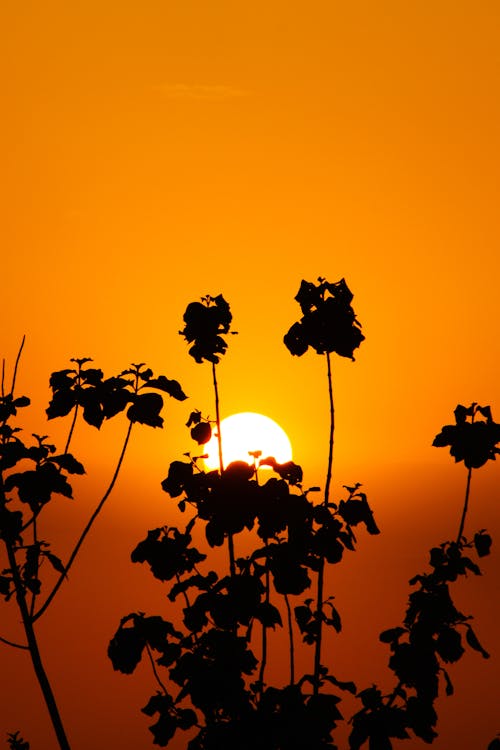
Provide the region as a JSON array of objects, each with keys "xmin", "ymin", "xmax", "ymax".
[
  {"xmin": 63, "ymin": 404, "xmax": 79, "ymax": 456},
  {"xmin": 313, "ymin": 351, "xmax": 335, "ymax": 696},
  {"xmin": 10, "ymin": 335, "xmax": 26, "ymax": 397},
  {"xmin": 258, "ymin": 553, "xmax": 270, "ymax": 694},
  {"xmin": 29, "ymin": 518, "xmax": 39, "ymax": 618},
  {"xmin": 212, "ymin": 362, "xmax": 224, "ymax": 474},
  {"xmin": 456, "ymin": 467, "xmax": 473, "ymax": 545},
  {"xmin": 33, "ymin": 421, "xmax": 134, "ymax": 621},
  {"xmin": 6, "ymin": 541, "xmax": 72, "ymax": 750},
  {"xmin": 284, "ymin": 592, "xmax": 295, "ymax": 685},
  {"xmin": 0, "ymin": 634, "xmax": 29, "ymax": 650},
  {"xmin": 212, "ymin": 362, "xmax": 235, "ymax": 577},
  {"xmin": 324, "ymin": 351, "xmax": 335, "ymax": 507},
  {"xmin": 145, "ymin": 642, "xmax": 169, "ymax": 695}
]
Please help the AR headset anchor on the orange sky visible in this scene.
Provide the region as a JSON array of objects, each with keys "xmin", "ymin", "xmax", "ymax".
[{"xmin": 1, "ymin": 2, "xmax": 499, "ymax": 749}]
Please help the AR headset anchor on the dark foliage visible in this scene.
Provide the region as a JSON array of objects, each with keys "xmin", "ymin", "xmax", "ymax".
[
  {"xmin": 284, "ymin": 278, "xmax": 364, "ymax": 360},
  {"xmin": 432, "ymin": 403, "xmax": 500, "ymax": 469}
]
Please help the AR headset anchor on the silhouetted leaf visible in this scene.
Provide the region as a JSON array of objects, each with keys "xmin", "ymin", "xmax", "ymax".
[
  {"xmin": 191, "ymin": 422, "xmax": 212, "ymax": 445},
  {"xmin": 127, "ymin": 393, "xmax": 164, "ymax": 427},
  {"xmin": 474, "ymin": 531, "xmax": 492, "ymax": 557},
  {"xmin": 465, "ymin": 625, "xmax": 490, "ymax": 658},
  {"xmin": 108, "ymin": 614, "xmax": 146, "ymax": 674},
  {"xmin": 254, "ymin": 601, "xmax": 283, "ymax": 628},
  {"xmin": 146, "ymin": 376, "xmax": 188, "ymax": 401},
  {"xmin": 49, "ymin": 454, "xmax": 85, "ymax": 474}
]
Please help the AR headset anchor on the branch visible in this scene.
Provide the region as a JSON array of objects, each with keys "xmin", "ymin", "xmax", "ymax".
[{"xmin": 33, "ymin": 421, "xmax": 134, "ymax": 621}]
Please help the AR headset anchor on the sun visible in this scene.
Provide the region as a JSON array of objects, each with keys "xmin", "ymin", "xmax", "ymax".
[{"xmin": 203, "ymin": 412, "xmax": 292, "ymax": 470}]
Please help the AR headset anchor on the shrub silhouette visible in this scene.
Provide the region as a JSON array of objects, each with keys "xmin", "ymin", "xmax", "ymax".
[
  {"xmin": 108, "ymin": 280, "xmax": 497, "ymax": 750},
  {"xmin": 0, "ymin": 346, "xmax": 186, "ymax": 750},
  {"xmin": 0, "ymin": 283, "xmax": 496, "ymax": 749}
]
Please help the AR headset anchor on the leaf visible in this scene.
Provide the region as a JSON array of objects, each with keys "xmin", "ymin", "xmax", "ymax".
[
  {"xmin": 49, "ymin": 454, "xmax": 85, "ymax": 475},
  {"xmin": 146, "ymin": 375, "xmax": 187, "ymax": 401},
  {"xmin": 46, "ymin": 389, "xmax": 77, "ymax": 420},
  {"xmin": 254, "ymin": 601, "xmax": 283, "ymax": 629},
  {"xmin": 465, "ymin": 625, "xmax": 490, "ymax": 658},
  {"xmin": 474, "ymin": 531, "xmax": 492, "ymax": 557},
  {"xmin": 190, "ymin": 422, "xmax": 212, "ymax": 445},
  {"xmin": 13, "ymin": 396, "xmax": 30, "ymax": 408},
  {"xmin": 108, "ymin": 615, "xmax": 146, "ymax": 674},
  {"xmin": 127, "ymin": 393, "xmax": 164, "ymax": 428},
  {"xmin": 442, "ymin": 667, "xmax": 454, "ymax": 696},
  {"xmin": 44, "ymin": 551, "xmax": 66, "ymax": 575}
]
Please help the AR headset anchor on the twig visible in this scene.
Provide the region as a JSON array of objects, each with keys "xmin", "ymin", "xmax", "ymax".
[
  {"xmin": 11, "ymin": 335, "xmax": 26, "ymax": 397},
  {"xmin": 33, "ymin": 421, "xmax": 134, "ymax": 621},
  {"xmin": 456, "ymin": 467, "xmax": 473, "ymax": 545},
  {"xmin": 313, "ymin": 351, "xmax": 334, "ymax": 696}
]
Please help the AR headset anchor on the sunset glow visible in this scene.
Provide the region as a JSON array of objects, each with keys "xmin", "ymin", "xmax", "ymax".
[
  {"xmin": 1, "ymin": 2, "xmax": 499, "ymax": 749},
  {"xmin": 203, "ymin": 412, "xmax": 293, "ymax": 470}
]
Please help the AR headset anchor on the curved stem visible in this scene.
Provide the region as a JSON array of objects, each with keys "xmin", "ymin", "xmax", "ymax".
[
  {"xmin": 145, "ymin": 642, "xmax": 169, "ymax": 695},
  {"xmin": 33, "ymin": 421, "xmax": 134, "ymax": 621},
  {"xmin": 456, "ymin": 467, "xmax": 473, "ymax": 545},
  {"xmin": 10, "ymin": 335, "xmax": 26, "ymax": 397},
  {"xmin": 0, "ymin": 634, "xmax": 29, "ymax": 649},
  {"xmin": 284, "ymin": 592, "xmax": 295, "ymax": 685},
  {"xmin": 212, "ymin": 362, "xmax": 235, "ymax": 577},
  {"xmin": 63, "ymin": 404, "xmax": 79, "ymax": 456},
  {"xmin": 313, "ymin": 352, "xmax": 335, "ymax": 696},
  {"xmin": 258, "ymin": 551, "xmax": 270, "ymax": 694},
  {"xmin": 29, "ymin": 517, "xmax": 39, "ymax": 618},
  {"xmin": 324, "ymin": 352, "xmax": 335, "ymax": 507},
  {"xmin": 6, "ymin": 541, "xmax": 72, "ymax": 750}
]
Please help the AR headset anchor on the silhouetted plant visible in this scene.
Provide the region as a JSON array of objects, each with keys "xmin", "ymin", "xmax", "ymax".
[
  {"xmin": 109, "ymin": 285, "xmax": 496, "ymax": 750},
  {"xmin": 349, "ymin": 403, "xmax": 498, "ymax": 749},
  {"xmin": 6, "ymin": 732, "xmax": 29, "ymax": 750},
  {"xmin": 284, "ymin": 277, "xmax": 371, "ymax": 698},
  {"xmin": 0, "ymin": 342, "xmax": 186, "ymax": 750},
  {"xmin": 110, "ymin": 285, "xmax": 382, "ymax": 748}
]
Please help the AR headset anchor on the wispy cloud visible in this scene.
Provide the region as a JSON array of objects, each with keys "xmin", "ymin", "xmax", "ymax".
[{"xmin": 154, "ymin": 83, "xmax": 250, "ymax": 101}]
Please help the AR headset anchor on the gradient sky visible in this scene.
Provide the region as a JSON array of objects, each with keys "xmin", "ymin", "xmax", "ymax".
[{"xmin": 1, "ymin": 2, "xmax": 499, "ymax": 749}]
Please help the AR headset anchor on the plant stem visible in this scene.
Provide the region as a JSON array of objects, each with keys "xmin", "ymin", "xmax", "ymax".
[
  {"xmin": 284, "ymin": 592, "xmax": 295, "ymax": 685},
  {"xmin": 313, "ymin": 352, "xmax": 335, "ymax": 696},
  {"xmin": 258, "ymin": 544, "xmax": 270, "ymax": 695},
  {"xmin": 63, "ymin": 404, "xmax": 79, "ymax": 456},
  {"xmin": 0, "ymin": 634, "xmax": 28, "ymax": 649},
  {"xmin": 324, "ymin": 352, "xmax": 335, "ymax": 507},
  {"xmin": 5, "ymin": 540, "xmax": 72, "ymax": 750},
  {"xmin": 33, "ymin": 421, "xmax": 134, "ymax": 621},
  {"xmin": 456, "ymin": 467, "xmax": 473, "ymax": 545},
  {"xmin": 29, "ymin": 517, "xmax": 39, "ymax": 618},
  {"xmin": 10, "ymin": 335, "xmax": 26, "ymax": 396},
  {"xmin": 212, "ymin": 362, "xmax": 235, "ymax": 577},
  {"xmin": 145, "ymin": 642, "xmax": 169, "ymax": 695}
]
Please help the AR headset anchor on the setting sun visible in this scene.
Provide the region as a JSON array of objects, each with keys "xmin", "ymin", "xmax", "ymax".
[{"xmin": 203, "ymin": 412, "xmax": 293, "ymax": 470}]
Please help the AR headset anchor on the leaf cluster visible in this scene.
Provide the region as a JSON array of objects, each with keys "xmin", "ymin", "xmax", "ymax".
[
  {"xmin": 432, "ymin": 403, "xmax": 500, "ymax": 469},
  {"xmin": 350, "ymin": 537, "xmax": 492, "ymax": 749},
  {"xmin": 180, "ymin": 295, "xmax": 234, "ymax": 364},
  {"xmin": 284, "ymin": 278, "xmax": 364, "ymax": 360},
  {"xmin": 47, "ymin": 359, "xmax": 187, "ymax": 429},
  {"xmin": 110, "ymin": 448, "xmax": 378, "ymax": 747}
]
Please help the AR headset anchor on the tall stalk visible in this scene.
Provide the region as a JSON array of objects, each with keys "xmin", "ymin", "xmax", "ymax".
[
  {"xmin": 33, "ymin": 420, "xmax": 134, "ymax": 621},
  {"xmin": 456, "ymin": 467, "xmax": 473, "ymax": 545},
  {"xmin": 284, "ymin": 592, "xmax": 295, "ymax": 685},
  {"xmin": 313, "ymin": 351, "xmax": 334, "ymax": 695},
  {"xmin": 212, "ymin": 362, "xmax": 235, "ymax": 577},
  {"xmin": 258, "ymin": 556, "xmax": 270, "ymax": 694},
  {"xmin": 4, "ymin": 531, "xmax": 71, "ymax": 750}
]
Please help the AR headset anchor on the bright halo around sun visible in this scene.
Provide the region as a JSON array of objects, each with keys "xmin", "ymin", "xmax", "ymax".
[{"xmin": 203, "ymin": 412, "xmax": 292, "ymax": 470}]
